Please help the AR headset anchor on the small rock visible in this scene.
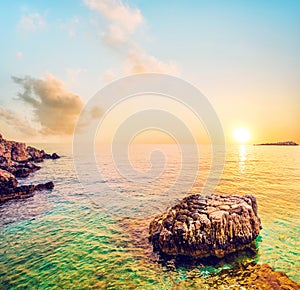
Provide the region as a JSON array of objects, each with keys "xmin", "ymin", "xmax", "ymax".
[
  {"xmin": 35, "ymin": 181, "xmax": 55, "ymax": 191},
  {"xmin": 51, "ymin": 152, "xmax": 60, "ymax": 159}
]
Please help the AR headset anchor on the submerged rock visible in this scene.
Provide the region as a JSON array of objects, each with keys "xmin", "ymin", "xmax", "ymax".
[
  {"xmin": 149, "ymin": 194, "xmax": 262, "ymax": 258},
  {"xmin": 0, "ymin": 133, "xmax": 58, "ymax": 203},
  {"xmin": 172, "ymin": 262, "xmax": 300, "ymax": 289}
]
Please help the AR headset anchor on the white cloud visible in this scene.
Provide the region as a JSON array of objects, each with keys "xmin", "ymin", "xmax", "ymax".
[
  {"xmin": 16, "ymin": 51, "xmax": 23, "ymax": 60},
  {"xmin": 83, "ymin": 0, "xmax": 178, "ymax": 76},
  {"xmin": 19, "ymin": 13, "xmax": 46, "ymax": 32},
  {"xmin": 124, "ymin": 49, "xmax": 179, "ymax": 75},
  {"xmin": 0, "ymin": 107, "xmax": 37, "ymax": 136},
  {"xmin": 101, "ymin": 69, "xmax": 117, "ymax": 83},
  {"xmin": 84, "ymin": 0, "xmax": 143, "ymax": 37}
]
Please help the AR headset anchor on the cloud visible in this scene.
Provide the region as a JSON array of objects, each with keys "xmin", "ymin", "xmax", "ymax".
[
  {"xmin": 101, "ymin": 69, "xmax": 117, "ymax": 83},
  {"xmin": 12, "ymin": 74, "xmax": 83, "ymax": 135},
  {"xmin": 84, "ymin": 0, "xmax": 178, "ymax": 76},
  {"xmin": 18, "ymin": 13, "xmax": 46, "ymax": 32},
  {"xmin": 124, "ymin": 49, "xmax": 178, "ymax": 75},
  {"xmin": 84, "ymin": 0, "xmax": 143, "ymax": 40},
  {"xmin": 10, "ymin": 74, "xmax": 103, "ymax": 136},
  {"xmin": 16, "ymin": 51, "xmax": 23, "ymax": 60},
  {"xmin": 0, "ymin": 107, "xmax": 37, "ymax": 136},
  {"xmin": 76, "ymin": 105, "xmax": 103, "ymax": 129}
]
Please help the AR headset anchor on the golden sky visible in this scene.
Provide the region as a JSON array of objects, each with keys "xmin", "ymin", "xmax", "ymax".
[{"xmin": 0, "ymin": 1, "xmax": 299, "ymax": 144}]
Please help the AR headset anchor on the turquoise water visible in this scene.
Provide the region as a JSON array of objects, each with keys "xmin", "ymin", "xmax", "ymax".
[{"xmin": 0, "ymin": 144, "xmax": 299, "ymax": 289}]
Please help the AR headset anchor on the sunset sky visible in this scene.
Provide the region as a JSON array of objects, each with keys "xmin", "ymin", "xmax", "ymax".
[{"xmin": 0, "ymin": 0, "xmax": 299, "ymax": 144}]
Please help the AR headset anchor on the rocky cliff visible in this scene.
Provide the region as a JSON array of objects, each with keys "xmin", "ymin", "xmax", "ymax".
[
  {"xmin": 0, "ymin": 133, "xmax": 59, "ymax": 202},
  {"xmin": 149, "ymin": 193, "xmax": 261, "ymax": 258}
]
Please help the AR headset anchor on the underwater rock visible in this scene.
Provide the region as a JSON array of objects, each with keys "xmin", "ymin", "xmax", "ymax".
[
  {"xmin": 172, "ymin": 262, "xmax": 300, "ymax": 289},
  {"xmin": 149, "ymin": 193, "xmax": 262, "ymax": 258},
  {"xmin": 227, "ymin": 263, "xmax": 300, "ymax": 289}
]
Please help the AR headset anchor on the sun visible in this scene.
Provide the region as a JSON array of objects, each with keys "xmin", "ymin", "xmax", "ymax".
[{"xmin": 233, "ymin": 128, "xmax": 251, "ymax": 143}]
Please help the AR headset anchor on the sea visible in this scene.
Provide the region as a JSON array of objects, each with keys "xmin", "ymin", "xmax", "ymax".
[{"xmin": 0, "ymin": 144, "xmax": 299, "ymax": 289}]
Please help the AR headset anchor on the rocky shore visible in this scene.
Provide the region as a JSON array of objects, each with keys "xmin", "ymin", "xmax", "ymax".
[
  {"xmin": 174, "ymin": 262, "xmax": 300, "ymax": 289},
  {"xmin": 0, "ymin": 133, "xmax": 59, "ymax": 202},
  {"xmin": 149, "ymin": 193, "xmax": 262, "ymax": 258}
]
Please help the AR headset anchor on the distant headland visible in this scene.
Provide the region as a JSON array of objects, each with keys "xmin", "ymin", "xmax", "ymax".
[{"xmin": 254, "ymin": 141, "xmax": 299, "ymax": 146}]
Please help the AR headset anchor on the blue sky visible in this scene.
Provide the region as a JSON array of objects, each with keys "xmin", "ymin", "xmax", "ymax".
[{"xmin": 0, "ymin": 0, "xmax": 299, "ymax": 142}]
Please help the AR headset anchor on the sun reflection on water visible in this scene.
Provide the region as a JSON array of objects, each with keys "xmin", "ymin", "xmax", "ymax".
[
  {"xmin": 0, "ymin": 144, "xmax": 299, "ymax": 288},
  {"xmin": 238, "ymin": 145, "xmax": 247, "ymax": 173}
]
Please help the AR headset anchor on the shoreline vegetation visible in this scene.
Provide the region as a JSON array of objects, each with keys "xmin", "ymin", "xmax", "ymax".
[
  {"xmin": 254, "ymin": 141, "xmax": 299, "ymax": 146},
  {"xmin": 0, "ymin": 133, "xmax": 59, "ymax": 203}
]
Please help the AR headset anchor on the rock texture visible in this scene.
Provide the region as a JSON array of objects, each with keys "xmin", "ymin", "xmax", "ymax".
[
  {"xmin": 0, "ymin": 168, "xmax": 18, "ymax": 187},
  {"xmin": 27, "ymin": 146, "xmax": 60, "ymax": 163},
  {"xmin": 149, "ymin": 194, "xmax": 261, "ymax": 258},
  {"xmin": 0, "ymin": 133, "xmax": 59, "ymax": 203},
  {"xmin": 0, "ymin": 181, "xmax": 54, "ymax": 202},
  {"xmin": 173, "ymin": 262, "xmax": 300, "ymax": 289},
  {"xmin": 219, "ymin": 263, "xmax": 300, "ymax": 290}
]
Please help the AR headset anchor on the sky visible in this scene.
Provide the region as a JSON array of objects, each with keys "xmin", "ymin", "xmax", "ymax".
[{"xmin": 0, "ymin": 0, "xmax": 299, "ymax": 144}]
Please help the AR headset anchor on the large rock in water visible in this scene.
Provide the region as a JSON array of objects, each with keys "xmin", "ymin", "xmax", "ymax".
[{"xmin": 149, "ymin": 194, "xmax": 261, "ymax": 258}]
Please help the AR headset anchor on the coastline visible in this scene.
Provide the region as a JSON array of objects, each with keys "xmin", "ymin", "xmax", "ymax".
[
  {"xmin": 254, "ymin": 141, "xmax": 299, "ymax": 146},
  {"xmin": 0, "ymin": 133, "xmax": 59, "ymax": 203},
  {"xmin": 0, "ymin": 140, "xmax": 299, "ymax": 288}
]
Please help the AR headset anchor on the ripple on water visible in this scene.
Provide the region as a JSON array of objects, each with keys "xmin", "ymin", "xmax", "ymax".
[{"xmin": 0, "ymin": 144, "xmax": 299, "ymax": 288}]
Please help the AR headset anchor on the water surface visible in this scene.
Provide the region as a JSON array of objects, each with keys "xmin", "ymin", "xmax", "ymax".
[{"xmin": 0, "ymin": 144, "xmax": 299, "ymax": 288}]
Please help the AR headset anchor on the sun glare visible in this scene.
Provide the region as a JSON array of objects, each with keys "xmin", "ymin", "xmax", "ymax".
[{"xmin": 233, "ymin": 128, "xmax": 251, "ymax": 143}]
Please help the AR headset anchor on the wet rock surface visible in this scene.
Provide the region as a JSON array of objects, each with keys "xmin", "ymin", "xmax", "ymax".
[
  {"xmin": 0, "ymin": 133, "xmax": 59, "ymax": 202},
  {"xmin": 173, "ymin": 261, "xmax": 300, "ymax": 289},
  {"xmin": 219, "ymin": 262, "xmax": 300, "ymax": 290},
  {"xmin": 149, "ymin": 193, "xmax": 262, "ymax": 258}
]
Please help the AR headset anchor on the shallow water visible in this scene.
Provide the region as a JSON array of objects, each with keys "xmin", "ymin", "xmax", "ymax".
[{"xmin": 0, "ymin": 144, "xmax": 299, "ymax": 289}]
